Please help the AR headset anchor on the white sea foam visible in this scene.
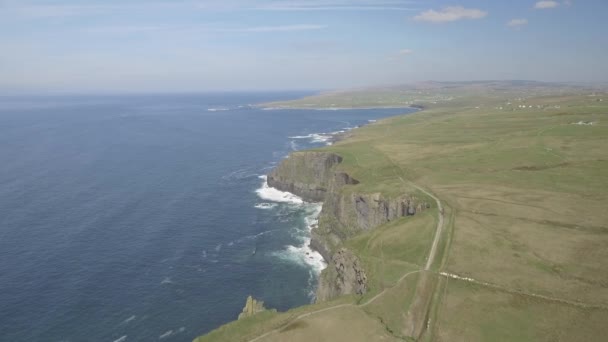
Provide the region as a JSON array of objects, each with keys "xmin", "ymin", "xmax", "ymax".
[
  {"xmin": 207, "ymin": 107, "xmax": 229, "ymax": 112},
  {"xmin": 221, "ymin": 167, "xmax": 261, "ymax": 182},
  {"xmin": 113, "ymin": 336, "xmax": 127, "ymax": 342},
  {"xmin": 272, "ymin": 204, "xmax": 326, "ymax": 277},
  {"xmin": 290, "ymin": 140, "xmax": 299, "ymax": 151},
  {"xmin": 254, "ymin": 174, "xmax": 327, "ymax": 299},
  {"xmin": 288, "ymin": 133, "xmax": 333, "ymax": 144},
  {"xmin": 160, "ymin": 277, "xmax": 173, "ymax": 285},
  {"xmin": 254, "ymin": 203, "xmax": 278, "ymax": 210},
  {"xmin": 159, "ymin": 330, "xmax": 173, "ymax": 339},
  {"xmin": 229, "ymin": 229, "xmax": 278, "ymax": 246},
  {"xmin": 255, "ymin": 176, "xmax": 304, "ymax": 204},
  {"xmin": 123, "ymin": 315, "xmax": 136, "ymax": 324}
]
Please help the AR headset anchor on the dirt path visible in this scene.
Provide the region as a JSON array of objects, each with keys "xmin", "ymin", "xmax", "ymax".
[
  {"xmin": 360, "ymin": 270, "xmax": 423, "ymax": 307},
  {"xmin": 406, "ymin": 180, "xmax": 444, "ymax": 270},
  {"xmin": 247, "ymin": 304, "xmax": 353, "ymax": 342},
  {"xmin": 440, "ymin": 272, "xmax": 608, "ymax": 310},
  {"xmin": 247, "ymin": 270, "xmax": 424, "ymax": 342}
]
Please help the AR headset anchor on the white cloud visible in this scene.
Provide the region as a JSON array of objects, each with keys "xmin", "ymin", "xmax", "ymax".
[
  {"xmin": 507, "ymin": 18, "xmax": 528, "ymax": 28},
  {"xmin": 193, "ymin": 0, "xmax": 418, "ymax": 11},
  {"xmin": 413, "ymin": 6, "xmax": 487, "ymax": 23},
  {"xmin": 3, "ymin": 1, "xmax": 418, "ymax": 19},
  {"xmin": 534, "ymin": 1, "xmax": 559, "ymax": 9},
  {"xmin": 83, "ymin": 24, "xmax": 328, "ymax": 35},
  {"xmin": 84, "ymin": 25, "xmax": 165, "ymax": 34},
  {"xmin": 0, "ymin": 2, "xmax": 180, "ymax": 18},
  {"xmin": 387, "ymin": 48, "xmax": 414, "ymax": 62},
  {"xmin": 226, "ymin": 24, "xmax": 328, "ymax": 32}
]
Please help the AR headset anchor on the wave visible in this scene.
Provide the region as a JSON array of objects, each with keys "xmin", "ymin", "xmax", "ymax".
[
  {"xmin": 158, "ymin": 327, "xmax": 185, "ymax": 340},
  {"xmin": 271, "ymin": 203, "xmax": 326, "ymax": 285},
  {"xmin": 113, "ymin": 336, "xmax": 127, "ymax": 342},
  {"xmin": 221, "ymin": 167, "xmax": 260, "ymax": 182},
  {"xmin": 277, "ymin": 238, "xmax": 326, "ymax": 275},
  {"xmin": 254, "ymin": 176, "xmax": 325, "ymax": 273},
  {"xmin": 288, "ymin": 133, "xmax": 332, "ymax": 144},
  {"xmin": 254, "ymin": 203, "xmax": 278, "ymax": 210},
  {"xmin": 288, "ymin": 125, "xmax": 357, "ymax": 146},
  {"xmin": 219, "ymin": 229, "xmax": 279, "ymax": 253},
  {"xmin": 255, "ymin": 176, "xmax": 304, "ymax": 204},
  {"xmin": 159, "ymin": 330, "xmax": 173, "ymax": 339},
  {"xmin": 262, "ymin": 107, "xmax": 369, "ymax": 111}
]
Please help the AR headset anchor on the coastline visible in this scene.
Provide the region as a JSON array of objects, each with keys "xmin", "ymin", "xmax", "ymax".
[
  {"xmin": 195, "ymin": 104, "xmax": 423, "ymax": 341},
  {"xmin": 250, "ymin": 112, "xmax": 389, "ymax": 301},
  {"xmin": 259, "ymin": 106, "xmax": 421, "ymax": 278},
  {"xmin": 255, "ymin": 110, "xmax": 405, "ymax": 288},
  {"xmin": 195, "ymin": 85, "xmax": 608, "ymax": 342},
  {"xmin": 258, "ymin": 105, "xmax": 421, "ymax": 111},
  {"xmin": 255, "ymin": 175, "xmax": 327, "ymax": 287}
]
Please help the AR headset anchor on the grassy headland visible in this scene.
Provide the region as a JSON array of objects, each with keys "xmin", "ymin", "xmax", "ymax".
[{"xmin": 196, "ymin": 81, "xmax": 608, "ymax": 342}]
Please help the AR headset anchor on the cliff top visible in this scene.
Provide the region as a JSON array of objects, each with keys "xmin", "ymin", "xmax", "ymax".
[{"xmin": 196, "ymin": 85, "xmax": 608, "ymax": 342}]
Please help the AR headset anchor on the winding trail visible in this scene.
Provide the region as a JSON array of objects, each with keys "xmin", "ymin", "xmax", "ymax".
[
  {"xmin": 247, "ymin": 270, "xmax": 423, "ymax": 342},
  {"xmin": 439, "ymin": 272, "xmax": 608, "ymax": 311},
  {"xmin": 405, "ymin": 179, "xmax": 444, "ymax": 270}
]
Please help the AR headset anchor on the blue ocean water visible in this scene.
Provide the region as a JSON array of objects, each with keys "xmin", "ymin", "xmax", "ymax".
[{"xmin": 0, "ymin": 93, "xmax": 415, "ymax": 341}]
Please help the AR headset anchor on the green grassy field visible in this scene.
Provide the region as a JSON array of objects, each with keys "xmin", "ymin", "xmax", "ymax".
[{"xmin": 195, "ymin": 82, "xmax": 608, "ymax": 341}]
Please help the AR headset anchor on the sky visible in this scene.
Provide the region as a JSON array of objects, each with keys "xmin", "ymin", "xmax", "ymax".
[{"xmin": 1, "ymin": 0, "xmax": 607, "ymax": 93}]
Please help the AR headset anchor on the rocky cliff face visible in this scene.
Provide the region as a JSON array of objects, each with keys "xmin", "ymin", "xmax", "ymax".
[
  {"xmin": 267, "ymin": 152, "xmax": 344, "ymax": 202},
  {"xmin": 316, "ymin": 248, "xmax": 368, "ymax": 302},
  {"xmin": 313, "ymin": 191, "xmax": 428, "ymax": 262},
  {"xmin": 267, "ymin": 151, "xmax": 428, "ymax": 302},
  {"xmin": 237, "ymin": 295, "xmax": 266, "ymax": 320}
]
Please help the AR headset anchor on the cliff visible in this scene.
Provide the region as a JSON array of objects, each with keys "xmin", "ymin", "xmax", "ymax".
[
  {"xmin": 267, "ymin": 151, "xmax": 344, "ymax": 202},
  {"xmin": 316, "ymin": 248, "xmax": 368, "ymax": 302},
  {"xmin": 267, "ymin": 151, "xmax": 428, "ymax": 302},
  {"xmin": 237, "ymin": 295, "xmax": 266, "ymax": 320}
]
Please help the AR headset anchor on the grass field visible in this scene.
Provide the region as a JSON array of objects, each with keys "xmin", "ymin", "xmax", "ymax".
[{"xmin": 195, "ymin": 82, "xmax": 608, "ymax": 341}]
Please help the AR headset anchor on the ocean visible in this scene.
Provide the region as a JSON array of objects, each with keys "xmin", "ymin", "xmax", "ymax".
[{"xmin": 0, "ymin": 93, "xmax": 415, "ymax": 341}]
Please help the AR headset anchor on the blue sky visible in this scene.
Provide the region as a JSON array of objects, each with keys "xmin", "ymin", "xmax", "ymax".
[{"xmin": 1, "ymin": 0, "xmax": 606, "ymax": 92}]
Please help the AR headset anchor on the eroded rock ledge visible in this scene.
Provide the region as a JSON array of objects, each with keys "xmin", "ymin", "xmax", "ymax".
[
  {"xmin": 267, "ymin": 152, "xmax": 345, "ymax": 202},
  {"xmin": 267, "ymin": 151, "xmax": 428, "ymax": 302},
  {"xmin": 237, "ymin": 296, "xmax": 266, "ymax": 320},
  {"xmin": 316, "ymin": 248, "xmax": 368, "ymax": 302}
]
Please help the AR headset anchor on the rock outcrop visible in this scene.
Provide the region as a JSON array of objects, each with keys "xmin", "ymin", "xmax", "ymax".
[
  {"xmin": 267, "ymin": 151, "xmax": 429, "ymax": 302},
  {"xmin": 313, "ymin": 192, "xmax": 428, "ymax": 261},
  {"xmin": 316, "ymin": 248, "xmax": 368, "ymax": 302},
  {"xmin": 237, "ymin": 295, "xmax": 266, "ymax": 320},
  {"xmin": 267, "ymin": 152, "xmax": 344, "ymax": 202}
]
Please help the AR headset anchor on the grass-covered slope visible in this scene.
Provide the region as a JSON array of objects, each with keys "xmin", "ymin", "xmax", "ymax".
[{"xmin": 196, "ymin": 83, "xmax": 608, "ymax": 342}]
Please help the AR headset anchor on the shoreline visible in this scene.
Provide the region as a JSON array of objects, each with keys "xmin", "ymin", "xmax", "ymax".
[
  {"xmin": 256, "ymin": 118, "xmax": 376, "ymax": 292},
  {"xmin": 261, "ymin": 106, "xmax": 424, "ymax": 263},
  {"xmin": 258, "ymin": 105, "xmax": 422, "ymax": 111},
  {"xmin": 257, "ymin": 110, "xmax": 415, "ymax": 279},
  {"xmin": 195, "ymin": 103, "xmax": 426, "ymax": 340}
]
